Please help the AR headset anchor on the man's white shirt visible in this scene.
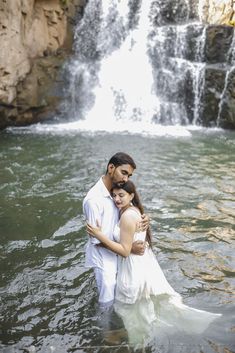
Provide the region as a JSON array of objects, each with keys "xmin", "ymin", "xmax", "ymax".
[{"xmin": 83, "ymin": 177, "xmax": 119, "ymax": 273}]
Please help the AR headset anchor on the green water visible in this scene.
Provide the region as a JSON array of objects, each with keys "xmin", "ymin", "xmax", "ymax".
[{"xmin": 0, "ymin": 127, "xmax": 235, "ymax": 353}]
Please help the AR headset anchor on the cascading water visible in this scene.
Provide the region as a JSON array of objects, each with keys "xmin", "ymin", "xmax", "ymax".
[
  {"xmin": 60, "ymin": 0, "xmax": 205, "ymax": 133},
  {"xmin": 57, "ymin": 0, "xmax": 233, "ymax": 133},
  {"xmin": 77, "ymin": 1, "xmax": 160, "ymax": 133}
]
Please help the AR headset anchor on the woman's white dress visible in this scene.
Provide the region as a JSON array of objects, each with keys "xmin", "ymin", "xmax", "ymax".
[{"xmin": 113, "ymin": 210, "xmax": 221, "ymax": 346}]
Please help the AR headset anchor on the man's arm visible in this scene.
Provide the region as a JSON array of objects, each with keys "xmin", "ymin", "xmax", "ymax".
[{"xmin": 83, "ymin": 199, "xmax": 102, "ymax": 244}]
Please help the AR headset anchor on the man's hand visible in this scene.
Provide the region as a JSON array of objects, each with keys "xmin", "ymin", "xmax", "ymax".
[
  {"xmin": 131, "ymin": 240, "xmax": 146, "ymax": 255},
  {"xmin": 136, "ymin": 213, "xmax": 150, "ymax": 232}
]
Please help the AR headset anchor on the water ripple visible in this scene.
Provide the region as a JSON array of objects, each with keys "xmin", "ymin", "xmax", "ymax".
[{"xmin": 0, "ymin": 130, "xmax": 235, "ymax": 352}]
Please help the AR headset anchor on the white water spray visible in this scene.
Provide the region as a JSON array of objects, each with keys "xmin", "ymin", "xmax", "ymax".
[
  {"xmin": 84, "ymin": 0, "xmax": 159, "ymax": 131},
  {"xmin": 58, "ymin": 0, "xmax": 211, "ymax": 135}
]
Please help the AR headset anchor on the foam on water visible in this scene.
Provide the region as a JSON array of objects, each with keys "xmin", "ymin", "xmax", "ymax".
[
  {"xmin": 7, "ymin": 119, "xmax": 225, "ymax": 137},
  {"xmin": 7, "ymin": 120, "xmax": 194, "ymax": 137}
]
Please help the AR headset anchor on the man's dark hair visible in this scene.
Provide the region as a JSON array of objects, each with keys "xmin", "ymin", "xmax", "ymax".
[{"xmin": 106, "ymin": 152, "xmax": 136, "ymax": 173}]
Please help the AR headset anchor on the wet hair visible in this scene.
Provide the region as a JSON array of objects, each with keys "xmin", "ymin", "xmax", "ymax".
[
  {"xmin": 111, "ymin": 180, "xmax": 152, "ymax": 248},
  {"xmin": 105, "ymin": 152, "xmax": 136, "ymax": 174}
]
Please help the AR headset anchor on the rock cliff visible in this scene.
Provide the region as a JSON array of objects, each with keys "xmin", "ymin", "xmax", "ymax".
[
  {"xmin": 199, "ymin": 0, "xmax": 235, "ymax": 26},
  {"xmin": 198, "ymin": 0, "xmax": 235, "ymax": 128},
  {"xmin": 0, "ymin": 0, "xmax": 85, "ymax": 129}
]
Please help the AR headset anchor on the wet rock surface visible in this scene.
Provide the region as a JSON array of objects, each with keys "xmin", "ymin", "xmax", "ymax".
[{"xmin": 0, "ymin": 0, "xmax": 86, "ymax": 129}]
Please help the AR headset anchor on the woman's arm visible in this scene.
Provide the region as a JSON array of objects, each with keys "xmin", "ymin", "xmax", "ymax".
[{"xmin": 86, "ymin": 212, "xmax": 137, "ymax": 257}]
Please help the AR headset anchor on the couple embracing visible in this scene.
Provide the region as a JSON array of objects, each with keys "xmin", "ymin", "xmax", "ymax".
[{"xmin": 83, "ymin": 152, "xmax": 221, "ymax": 346}]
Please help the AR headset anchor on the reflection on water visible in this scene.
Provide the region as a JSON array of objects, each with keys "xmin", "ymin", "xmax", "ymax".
[{"xmin": 0, "ymin": 128, "xmax": 235, "ymax": 352}]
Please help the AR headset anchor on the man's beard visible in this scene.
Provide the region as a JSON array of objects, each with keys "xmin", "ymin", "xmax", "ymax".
[{"xmin": 112, "ymin": 180, "xmax": 125, "ymax": 187}]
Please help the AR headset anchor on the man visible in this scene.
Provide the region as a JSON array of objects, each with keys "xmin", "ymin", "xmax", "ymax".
[{"xmin": 83, "ymin": 152, "xmax": 148, "ymax": 308}]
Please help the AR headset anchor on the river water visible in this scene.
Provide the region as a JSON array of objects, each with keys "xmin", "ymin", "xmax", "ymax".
[{"xmin": 0, "ymin": 126, "xmax": 235, "ymax": 352}]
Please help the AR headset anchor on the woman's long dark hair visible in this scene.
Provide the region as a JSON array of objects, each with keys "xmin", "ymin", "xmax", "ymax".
[{"xmin": 111, "ymin": 180, "xmax": 152, "ymax": 248}]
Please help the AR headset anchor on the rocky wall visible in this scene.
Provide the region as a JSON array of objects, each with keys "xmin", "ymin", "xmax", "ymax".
[
  {"xmin": 198, "ymin": 0, "xmax": 235, "ymax": 128},
  {"xmin": 199, "ymin": 0, "xmax": 235, "ymax": 26},
  {"xmin": 0, "ymin": 0, "xmax": 86, "ymax": 129}
]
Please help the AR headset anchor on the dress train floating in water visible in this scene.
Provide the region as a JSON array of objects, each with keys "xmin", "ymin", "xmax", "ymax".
[{"xmin": 113, "ymin": 225, "xmax": 221, "ymax": 346}]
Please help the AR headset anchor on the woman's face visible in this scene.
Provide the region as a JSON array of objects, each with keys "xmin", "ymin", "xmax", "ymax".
[{"xmin": 112, "ymin": 188, "xmax": 134, "ymax": 210}]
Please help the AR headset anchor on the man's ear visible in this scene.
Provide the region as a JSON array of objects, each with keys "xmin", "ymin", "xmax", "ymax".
[{"xmin": 108, "ymin": 163, "xmax": 115, "ymax": 174}]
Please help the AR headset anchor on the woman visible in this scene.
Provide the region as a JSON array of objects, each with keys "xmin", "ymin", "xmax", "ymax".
[{"xmin": 86, "ymin": 181, "xmax": 221, "ymax": 346}]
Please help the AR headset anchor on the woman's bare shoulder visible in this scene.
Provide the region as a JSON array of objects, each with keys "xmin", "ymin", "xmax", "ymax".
[{"xmin": 120, "ymin": 207, "xmax": 141, "ymax": 223}]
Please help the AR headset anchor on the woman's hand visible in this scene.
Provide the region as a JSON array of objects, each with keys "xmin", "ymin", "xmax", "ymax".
[{"xmin": 86, "ymin": 222, "xmax": 102, "ymax": 238}]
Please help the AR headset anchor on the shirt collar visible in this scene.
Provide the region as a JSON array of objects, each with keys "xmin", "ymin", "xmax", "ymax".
[{"xmin": 99, "ymin": 176, "xmax": 112, "ymax": 198}]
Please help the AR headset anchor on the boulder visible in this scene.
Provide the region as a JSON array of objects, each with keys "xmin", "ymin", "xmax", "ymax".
[{"xmin": 205, "ymin": 25, "xmax": 234, "ymax": 63}]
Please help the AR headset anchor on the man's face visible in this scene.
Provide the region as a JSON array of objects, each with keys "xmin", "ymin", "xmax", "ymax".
[{"xmin": 108, "ymin": 164, "xmax": 134, "ymax": 186}]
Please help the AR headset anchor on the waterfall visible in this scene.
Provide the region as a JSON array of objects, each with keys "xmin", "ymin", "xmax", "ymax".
[
  {"xmin": 84, "ymin": 1, "xmax": 159, "ymax": 130},
  {"xmin": 216, "ymin": 31, "xmax": 235, "ymax": 126},
  {"xmin": 61, "ymin": 0, "xmax": 210, "ymax": 134}
]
